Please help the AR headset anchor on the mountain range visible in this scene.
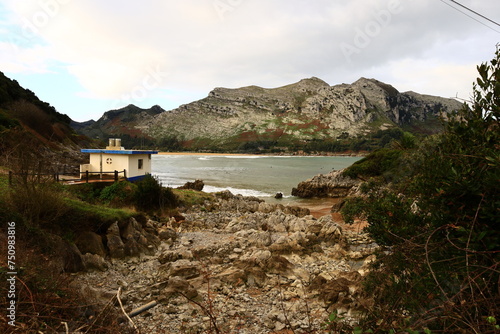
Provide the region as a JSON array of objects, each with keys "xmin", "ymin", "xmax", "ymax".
[
  {"xmin": 74, "ymin": 77, "xmax": 463, "ymax": 152},
  {"xmin": 0, "ymin": 70, "xmax": 464, "ymax": 154}
]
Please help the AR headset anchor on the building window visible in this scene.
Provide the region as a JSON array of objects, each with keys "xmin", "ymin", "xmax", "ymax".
[{"xmin": 138, "ymin": 159, "xmax": 143, "ymax": 170}]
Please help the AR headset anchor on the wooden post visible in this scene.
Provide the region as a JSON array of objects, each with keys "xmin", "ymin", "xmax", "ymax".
[
  {"xmin": 114, "ymin": 170, "xmax": 118, "ymax": 182},
  {"xmin": 86, "ymin": 170, "xmax": 89, "ymax": 183},
  {"xmin": 123, "ymin": 169, "xmax": 127, "ymax": 180}
]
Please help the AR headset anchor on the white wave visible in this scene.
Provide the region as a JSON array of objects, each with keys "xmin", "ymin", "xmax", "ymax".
[
  {"xmin": 223, "ymin": 155, "xmax": 268, "ymax": 159},
  {"xmin": 153, "ymin": 174, "xmax": 274, "ymax": 197},
  {"xmin": 203, "ymin": 185, "xmax": 274, "ymax": 197}
]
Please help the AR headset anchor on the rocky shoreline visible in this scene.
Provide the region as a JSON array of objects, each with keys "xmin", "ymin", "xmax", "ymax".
[
  {"xmin": 291, "ymin": 170, "xmax": 361, "ymax": 199},
  {"xmin": 72, "ymin": 190, "xmax": 375, "ymax": 333}
]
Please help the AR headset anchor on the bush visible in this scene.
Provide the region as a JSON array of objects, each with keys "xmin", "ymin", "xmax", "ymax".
[
  {"xmin": 134, "ymin": 174, "xmax": 178, "ymax": 213},
  {"xmin": 173, "ymin": 189, "xmax": 214, "ymax": 208},
  {"xmin": 342, "ymin": 148, "xmax": 402, "ymax": 179},
  {"xmin": 9, "ymin": 182, "xmax": 69, "ymax": 229},
  {"xmin": 99, "ymin": 181, "xmax": 137, "ymax": 207},
  {"xmin": 69, "ymin": 182, "xmax": 103, "ymax": 203}
]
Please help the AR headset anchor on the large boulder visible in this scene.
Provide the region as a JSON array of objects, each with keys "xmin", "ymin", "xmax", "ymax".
[
  {"xmin": 81, "ymin": 253, "xmax": 108, "ymax": 271},
  {"xmin": 161, "ymin": 276, "xmax": 199, "ymax": 301},
  {"xmin": 234, "ymin": 229, "xmax": 272, "ymax": 247},
  {"xmin": 158, "ymin": 249, "xmax": 193, "ymax": 264},
  {"xmin": 159, "ymin": 259, "xmax": 201, "ymax": 279},
  {"xmin": 75, "ymin": 231, "xmax": 106, "ymax": 257},
  {"xmin": 217, "ymin": 267, "xmax": 269, "ymax": 288},
  {"xmin": 50, "ymin": 235, "xmax": 85, "ymax": 273},
  {"xmin": 177, "ymin": 179, "xmax": 204, "ymax": 191},
  {"xmin": 121, "ymin": 217, "xmax": 160, "ymax": 257},
  {"xmin": 158, "ymin": 226, "xmax": 177, "ymax": 242},
  {"xmin": 106, "ymin": 222, "xmax": 125, "ymax": 259}
]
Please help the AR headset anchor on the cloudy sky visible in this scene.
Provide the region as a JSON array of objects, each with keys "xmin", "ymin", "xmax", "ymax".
[{"xmin": 1, "ymin": 0, "xmax": 499, "ymax": 122}]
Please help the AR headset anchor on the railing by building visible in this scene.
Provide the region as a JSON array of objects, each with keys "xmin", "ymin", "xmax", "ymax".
[{"xmin": 8, "ymin": 169, "xmax": 127, "ymax": 185}]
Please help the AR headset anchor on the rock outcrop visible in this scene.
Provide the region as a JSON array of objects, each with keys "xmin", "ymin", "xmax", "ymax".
[
  {"xmin": 177, "ymin": 179, "xmax": 204, "ymax": 191},
  {"xmin": 291, "ymin": 169, "xmax": 361, "ymax": 198},
  {"xmin": 75, "ymin": 231, "xmax": 107, "ymax": 257},
  {"xmin": 59, "ymin": 217, "xmax": 164, "ymax": 274}
]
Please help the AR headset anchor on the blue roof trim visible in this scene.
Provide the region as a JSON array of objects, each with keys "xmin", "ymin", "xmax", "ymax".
[
  {"xmin": 81, "ymin": 149, "xmax": 158, "ymax": 155},
  {"xmin": 127, "ymin": 175, "xmax": 147, "ymax": 182}
]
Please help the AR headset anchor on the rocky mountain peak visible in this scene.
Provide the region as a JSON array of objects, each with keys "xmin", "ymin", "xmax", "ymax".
[
  {"xmin": 294, "ymin": 76, "xmax": 330, "ymax": 88},
  {"xmin": 75, "ymin": 77, "xmax": 464, "ymax": 152},
  {"xmin": 354, "ymin": 77, "xmax": 400, "ymax": 97}
]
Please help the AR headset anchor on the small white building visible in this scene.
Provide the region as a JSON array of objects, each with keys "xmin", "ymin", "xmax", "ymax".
[{"xmin": 80, "ymin": 138, "xmax": 158, "ymax": 182}]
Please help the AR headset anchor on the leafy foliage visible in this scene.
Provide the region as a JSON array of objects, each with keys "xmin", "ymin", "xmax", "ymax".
[
  {"xmin": 173, "ymin": 188, "xmax": 215, "ymax": 208},
  {"xmin": 0, "ymin": 109, "xmax": 19, "ymax": 130},
  {"xmin": 342, "ymin": 148, "xmax": 402, "ymax": 180},
  {"xmin": 342, "ymin": 47, "xmax": 500, "ymax": 332},
  {"xmin": 134, "ymin": 174, "xmax": 178, "ymax": 212},
  {"xmin": 98, "ymin": 181, "xmax": 137, "ymax": 206}
]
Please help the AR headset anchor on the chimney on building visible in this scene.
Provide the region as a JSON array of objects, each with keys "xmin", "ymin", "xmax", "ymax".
[{"xmin": 106, "ymin": 138, "xmax": 124, "ymax": 150}]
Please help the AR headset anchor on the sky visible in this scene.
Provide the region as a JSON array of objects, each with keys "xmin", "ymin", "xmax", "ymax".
[{"xmin": 1, "ymin": 0, "xmax": 499, "ymax": 122}]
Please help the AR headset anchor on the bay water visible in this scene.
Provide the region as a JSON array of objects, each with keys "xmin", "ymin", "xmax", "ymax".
[{"xmin": 152, "ymin": 154, "xmax": 361, "ymax": 208}]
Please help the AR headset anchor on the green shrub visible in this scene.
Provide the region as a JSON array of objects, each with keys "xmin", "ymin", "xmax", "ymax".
[
  {"xmin": 99, "ymin": 181, "xmax": 137, "ymax": 206},
  {"xmin": 9, "ymin": 182, "xmax": 69, "ymax": 229},
  {"xmin": 173, "ymin": 189, "xmax": 214, "ymax": 207},
  {"xmin": 398, "ymin": 131, "xmax": 416, "ymax": 149},
  {"xmin": 342, "ymin": 148, "xmax": 402, "ymax": 179},
  {"xmin": 69, "ymin": 182, "xmax": 103, "ymax": 203},
  {"xmin": 134, "ymin": 174, "xmax": 178, "ymax": 213}
]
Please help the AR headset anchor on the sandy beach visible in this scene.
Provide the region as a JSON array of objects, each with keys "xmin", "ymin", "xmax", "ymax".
[{"xmin": 158, "ymin": 152, "xmax": 259, "ymax": 156}]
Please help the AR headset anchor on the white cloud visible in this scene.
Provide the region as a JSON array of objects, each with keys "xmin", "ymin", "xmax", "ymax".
[
  {"xmin": 1, "ymin": 0, "xmax": 499, "ymax": 120},
  {"xmin": 0, "ymin": 42, "xmax": 53, "ymax": 73},
  {"xmin": 385, "ymin": 58, "xmax": 477, "ymax": 97}
]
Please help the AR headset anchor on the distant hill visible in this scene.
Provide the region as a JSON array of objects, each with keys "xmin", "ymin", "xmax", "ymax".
[
  {"xmin": 77, "ymin": 77, "xmax": 464, "ymax": 153},
  {"xmin": 74, "ymin": 104, "xmax": 165, "ymax": 148}
]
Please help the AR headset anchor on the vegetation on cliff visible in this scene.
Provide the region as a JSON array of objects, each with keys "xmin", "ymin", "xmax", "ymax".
[
  {"xmin": 0, "ymin": 71, "xmax": 90, "ymax": 148},
  {"xmin": 341, "ymin": 47, "xmax": 500, "ymax": 333}
]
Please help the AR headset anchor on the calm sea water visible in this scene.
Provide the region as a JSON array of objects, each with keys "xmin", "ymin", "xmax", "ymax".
[{"xmin": 152, "ymin": 155, "xmax": 361, "ymax": 201}]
